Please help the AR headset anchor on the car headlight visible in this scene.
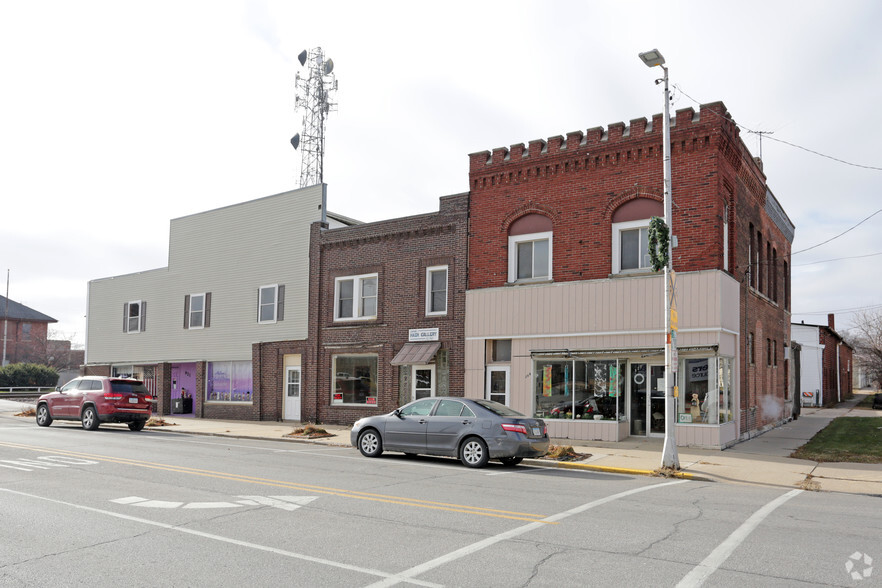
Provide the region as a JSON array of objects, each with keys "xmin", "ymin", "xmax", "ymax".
[{"xmin": 353, "ymin": 419, "xmax": 364, "ymax": 429}]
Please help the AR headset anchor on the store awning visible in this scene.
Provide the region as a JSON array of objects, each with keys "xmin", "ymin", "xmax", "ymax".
[{"xmin": 390, "ymin": 342, "xmax": 442, "ymax": 366}]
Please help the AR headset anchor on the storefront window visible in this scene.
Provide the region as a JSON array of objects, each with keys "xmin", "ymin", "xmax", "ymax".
[
  {"xmin": 332, "ymin": 354, "xmax": 378, "ymax": 405},
  {"xmin": 676, "ymin": 357, "xmax": 734, "ymax": 424},
  {"xmin": 206, "ymin": 360, "xmax": 253, "ymax": 403},
  {"xmin": 534, "ymin": 358, "xmax": 622, "ymax": 420}
]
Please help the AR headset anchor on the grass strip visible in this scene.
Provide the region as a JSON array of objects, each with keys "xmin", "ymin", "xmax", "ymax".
[{"xmin": 791, "ymin": 417, "xmax": 882, "ymax": 463}]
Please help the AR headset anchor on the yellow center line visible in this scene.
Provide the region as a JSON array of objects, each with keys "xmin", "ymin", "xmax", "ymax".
[{"xmin": 0, "ymin": 441, "xmax": 556, "ymax": 523}]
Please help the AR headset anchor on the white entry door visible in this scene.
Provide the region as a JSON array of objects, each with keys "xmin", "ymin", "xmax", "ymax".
[
  {"xmin": 412, "ymin": 365, "xmax": 435, "ymax": 400},
  {"xmin": 486, "ymin": 366, "xmax": 510, "ymax": 405},
  {"xmin": 284, "ymin": 367, "xmax": 301, "ymax": 421}
]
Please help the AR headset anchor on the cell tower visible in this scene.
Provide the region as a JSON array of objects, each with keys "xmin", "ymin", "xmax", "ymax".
[{"xmin": 290, "ymin": 47, "xmax": 337, "ymax": 188}]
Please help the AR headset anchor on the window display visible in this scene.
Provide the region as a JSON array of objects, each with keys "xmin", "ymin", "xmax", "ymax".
[
  {"xmin": 676, "ymin": 357, "xmax": 734, "ymax": 424},
  {"xmin": 534, "ymin": 358, "xmax": 622, "ymax": 420},
  {"xmin": 206, "ymin": 361, "xmax": 252, "ymax": 403},
  {"xmin": 332, "ymin": 354, "xmax": 378, "ymax": 405}
]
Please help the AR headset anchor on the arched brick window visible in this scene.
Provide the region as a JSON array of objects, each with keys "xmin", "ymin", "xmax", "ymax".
[
  {"xmin": 508, "ymin": 214, "xmax": 552, "ymax": 282},
  {"xmin": 611, "ymin": 198, "xmax": 663, "ymax": 274}
]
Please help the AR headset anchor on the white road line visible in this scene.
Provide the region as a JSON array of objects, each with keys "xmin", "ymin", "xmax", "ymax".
[
  {"xmin": 677, "ymin": 488, "xmax": 803, "ymax": 587},
  {"xmin": 365, "ymin": 479, "xmax": 689, "ymax": 588},
  {"xmin": 1, "ymin": 488, "xmax": 440, "ymax": 588}
]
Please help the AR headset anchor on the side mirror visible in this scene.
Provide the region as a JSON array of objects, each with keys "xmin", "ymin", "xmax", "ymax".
[{"xmin": 393, "ymin": 409, "xmax": 402, "ymax": 418}]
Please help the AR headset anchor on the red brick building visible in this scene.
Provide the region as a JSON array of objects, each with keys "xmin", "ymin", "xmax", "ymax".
[
  {"xmin": 254, "ymin": 193, "xmax": 468, "ymax": 424},
  {"xmin": 464, "ymin": 102, "xmax": 794, "ymax": 447},
  {"xmin": 0, "ymin": 295, "xmax": 57, "ymax": 366}
]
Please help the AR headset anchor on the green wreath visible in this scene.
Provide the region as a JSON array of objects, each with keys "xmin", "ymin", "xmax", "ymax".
[{"xmin": 647, "ymin": 216, "xmax": 669, "ymax": 272}]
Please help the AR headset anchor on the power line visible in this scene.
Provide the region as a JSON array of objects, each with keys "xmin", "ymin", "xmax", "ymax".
[
  {"xmin": 674, "ymin": 85, "xmax": 882, "ymax": 171},
  {"xmin": 791, "ymin": 208, "xmax": 882, "ymax": 255},
  {"xmin": 793, "ymin": 251, "xmax": 882, "ymax": 267},
  {"xmin": 792, "ymin": 303, "xmax": 882, "ymax": 316}
]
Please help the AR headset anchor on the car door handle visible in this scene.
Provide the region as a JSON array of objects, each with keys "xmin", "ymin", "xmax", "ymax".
[
  {"xmin": 418, "ymin": 419, "xmax": 427, "ymax": 424},
  {"xmin": 461, "ymin": 420, "xmax": 472, "ymax": 425}
]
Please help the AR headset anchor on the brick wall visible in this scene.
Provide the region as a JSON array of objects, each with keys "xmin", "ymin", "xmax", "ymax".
[
  {"xmin": 819, "ymin": 320, "xmax": 854, "ymax": 406},
  {"xmin": 304, "ymin": 193, "xmax": 469, "ymax": 426}
]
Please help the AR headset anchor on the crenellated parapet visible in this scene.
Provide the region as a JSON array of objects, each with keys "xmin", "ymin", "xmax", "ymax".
[{"xmin": 468, "ymin": 101, "xmax": 737, "ymax": 191}]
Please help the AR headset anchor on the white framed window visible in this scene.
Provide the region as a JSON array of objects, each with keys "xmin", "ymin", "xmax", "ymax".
[
  {"xmin": 286, "ymin": 367, "xmax": 301, "ymax": 397},
  {"xmin": 334, "ymin": 273, "xmax": 378, "ymax": 321},
  {"xmin": 426, "ymin": 265, "xmax": 448, "ymax": 316},
  {"xmin": 189, "ymin": 293, "xmax": 205, "ymax": 329},
  {"xmin": 508, "ymin": 231, "xmax": 552, "ymax": 282},
  {"xmin": 258, "ymin": 285, "xmax": 278, "ymax": 323},
  {"xmin": 612, "ymin": 220, "xmax": 651, "ymax": 273},
  {"xmin": 124, "ymin": 300, "xmax": 144, "ymax": 333}
]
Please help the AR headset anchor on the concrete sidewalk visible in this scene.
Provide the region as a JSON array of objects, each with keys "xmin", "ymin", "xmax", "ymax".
[{"xmin": 3, "ymin": 395, "xmax": 881, "ymax": 496}]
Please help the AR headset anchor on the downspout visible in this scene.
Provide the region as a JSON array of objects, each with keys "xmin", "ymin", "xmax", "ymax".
[{"xmin": 836, "ymin": 341, "xmax": 841, "ymax": 403}]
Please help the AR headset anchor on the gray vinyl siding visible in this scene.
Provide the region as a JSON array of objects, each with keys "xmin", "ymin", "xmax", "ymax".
[{"xmin": 86, "ymin": 185, "xmax": 323, "ymax": 364}]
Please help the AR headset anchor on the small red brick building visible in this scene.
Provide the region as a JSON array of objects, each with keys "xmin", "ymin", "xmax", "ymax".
[
  {"xmin": 0, "ymin": 295, "xmax": 57, "ymax": 366},
  {"xmin": 792, "ymin": 314, "xmax": 853, "ymax": 407}
]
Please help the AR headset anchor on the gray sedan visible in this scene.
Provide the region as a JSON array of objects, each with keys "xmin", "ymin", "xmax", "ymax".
[{"xmin": 350, "ymin": 397, "xmax": 549, "ymax": 468}]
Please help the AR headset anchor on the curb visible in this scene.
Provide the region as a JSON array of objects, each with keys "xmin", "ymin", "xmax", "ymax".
[{"xmin": 524, "ymin": 458, "xmax": 699, "ymax": 480}]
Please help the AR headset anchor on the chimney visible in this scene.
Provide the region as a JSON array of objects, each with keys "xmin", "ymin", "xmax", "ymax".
[{"xmin": 828, "ymin": 313, "xmax": 835, "ymax": 330}]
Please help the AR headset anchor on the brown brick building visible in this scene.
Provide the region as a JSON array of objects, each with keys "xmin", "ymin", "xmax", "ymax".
[{"xmin": 254, "ymin": 193, "xmax": 469, "ymax": 425}]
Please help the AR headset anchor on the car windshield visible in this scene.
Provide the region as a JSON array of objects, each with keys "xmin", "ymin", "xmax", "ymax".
[
  {"xmin": 111, "ymin": 381, "xmax": 149, "ymax": 394},
  {"xmin": 473, "ymin": 399, "xmax": 525, "ymax": 417}
]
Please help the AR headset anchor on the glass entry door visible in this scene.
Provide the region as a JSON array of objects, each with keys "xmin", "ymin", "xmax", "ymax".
[{"xmin": 630, "ymin": 363, "xmax": 666, "ymax": 436}]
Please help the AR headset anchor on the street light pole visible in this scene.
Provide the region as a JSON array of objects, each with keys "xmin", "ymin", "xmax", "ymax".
[{"xmin": 639, "ymin": 49, "xmax": 680, "ymax": 469}]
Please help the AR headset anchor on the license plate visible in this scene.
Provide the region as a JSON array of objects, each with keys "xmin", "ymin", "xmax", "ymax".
[
  {"xmin": 532, "ymin": 427, "xmax": 541, "ymax": 436},
  {"xmin": 129, "ymin": 397, "xmax": 138, "ymax": 404}
]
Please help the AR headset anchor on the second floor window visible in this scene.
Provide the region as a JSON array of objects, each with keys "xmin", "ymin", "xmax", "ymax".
[
  {"xmin": 189, "ymin": 293, "xmax": 205, "ymax": 329},
  {"xmin": 258, "ymin": 285, "xmax": 283, "ymax": 323},
  {"xmin": 124, "ymin": 300, "xmax": 144, "ymax": 333},
  {"xmin": 184, "ymin": 293, "xmax": 212, "ymax": 329},
  {"xmin": 508, "ymin": 232, "xmax": 552, "ymax": 282},
  {"xmin": 335, "ymin": 274, "xmax": 378, "ymax": 321},
  {"xmin": 613, "ymin": 220, "xmax": 652, "ymax": 273},
  {"xmin": 426, "ymin": 265, "xmax": 448, "ymax": 315}
]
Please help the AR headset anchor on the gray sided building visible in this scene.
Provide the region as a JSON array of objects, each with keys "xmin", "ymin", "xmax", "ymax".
[{"xmin": 85, "ymin": 184, "xmax": 330, "ymax": 419}]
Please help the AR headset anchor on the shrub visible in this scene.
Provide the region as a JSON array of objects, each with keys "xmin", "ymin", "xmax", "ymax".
[{"xmin": 0, "ymin": 363, "xmax": 59, "ymax": 388}]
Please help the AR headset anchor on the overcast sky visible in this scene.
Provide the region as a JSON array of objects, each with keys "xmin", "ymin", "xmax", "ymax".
[{"xmin": 2, "ymin": 0, "xmax": 880, "ymax": 348}]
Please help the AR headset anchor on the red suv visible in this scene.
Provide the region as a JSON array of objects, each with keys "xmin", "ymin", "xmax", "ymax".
[{"xmin": 35, "ymin": 376, "xmax": 154, "ymax": 431}]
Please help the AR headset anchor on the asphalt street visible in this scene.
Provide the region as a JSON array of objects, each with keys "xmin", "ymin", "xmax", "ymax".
[{"xmin": 1, "ymin": 413, "xmax": 880, "ymax": 587}]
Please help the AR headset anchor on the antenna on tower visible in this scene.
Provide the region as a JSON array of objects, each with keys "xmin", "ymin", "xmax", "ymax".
[{"xmin": 290, "ymin": 47, "xmax": 338, "ymax": 188}]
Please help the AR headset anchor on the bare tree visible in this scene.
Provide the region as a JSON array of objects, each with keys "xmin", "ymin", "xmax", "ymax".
[{"xmin": 849, "ymin": 309, "xmax": 882, "ymax": 390}]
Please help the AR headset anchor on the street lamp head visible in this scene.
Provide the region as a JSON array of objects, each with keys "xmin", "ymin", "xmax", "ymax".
[{"xmin": 639, "ymin": 49, "xmax": 666, "ymax": 68}]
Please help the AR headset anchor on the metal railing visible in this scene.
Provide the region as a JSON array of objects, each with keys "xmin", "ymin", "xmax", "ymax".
[{"xmin": 0, "ymin": 387, "xmax": 54, "ymax": 398}]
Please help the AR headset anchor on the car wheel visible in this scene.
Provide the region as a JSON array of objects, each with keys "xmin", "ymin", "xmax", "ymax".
[
  {"xmin": 500, "ymin": 456, "xmax": 523, "ymax": 467},
  {"xmin": 128, "ymin": 420, "xmax": 146, "ymax": 432},
  {"xmin": 459, "ymin": 437, "xmax": 489, "ymax": 468},
  {"xmin": 36, "ymin": 404, "xmax": 52, "ymax": 427},
  {"xmin": 357, "ymin": 429, "xmax": 383, "ymax": 458},
  {"xmin": 81, "ymin": 406, "xmax": 100, "ymax": 430}
]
